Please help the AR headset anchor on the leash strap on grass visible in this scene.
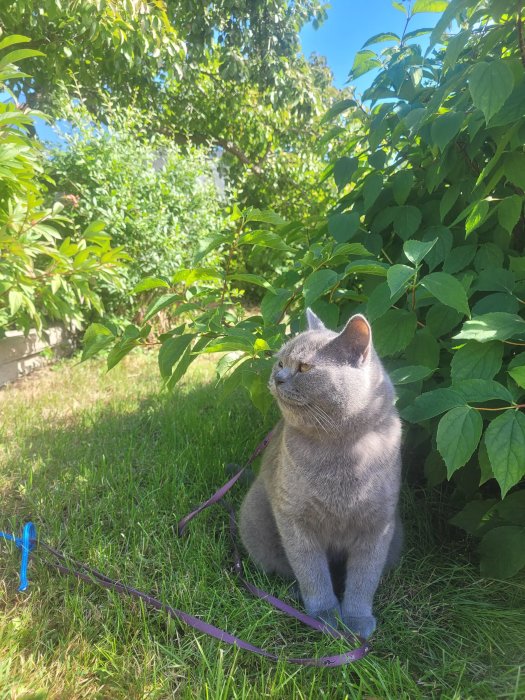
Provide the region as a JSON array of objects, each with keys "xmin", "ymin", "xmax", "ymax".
[{"xmin": 0, "ymin": 431, "xmax": 369, "ymax": 667}]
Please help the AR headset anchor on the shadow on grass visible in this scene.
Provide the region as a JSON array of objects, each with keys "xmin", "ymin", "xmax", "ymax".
[{"xmin": 1, "ymin": 366, "xmax": 525, "ymax": 698}]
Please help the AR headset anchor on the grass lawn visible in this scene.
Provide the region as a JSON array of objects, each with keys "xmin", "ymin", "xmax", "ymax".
[{"xmin": 1, "ymin": 352, "xmax": 524, "ymax": 699}]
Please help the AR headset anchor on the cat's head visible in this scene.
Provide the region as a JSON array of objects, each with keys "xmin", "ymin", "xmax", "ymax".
[{"xmin": 268, "ymin": 309, "xmax": 391, "ymax": 431}]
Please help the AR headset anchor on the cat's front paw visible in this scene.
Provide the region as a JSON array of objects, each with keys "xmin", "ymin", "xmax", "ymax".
[
  {"xmin": 342, "ymin": 614, "xmax": 376, "ymax": 639},
  {"xmin": 304, "ymin": 597, "xmax": 341, "ymax": 630}
]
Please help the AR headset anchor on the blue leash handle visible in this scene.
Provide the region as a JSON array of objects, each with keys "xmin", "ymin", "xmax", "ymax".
[{"xmin": 0, "ymin": 522, "xmax": 37, "ymax": 591}]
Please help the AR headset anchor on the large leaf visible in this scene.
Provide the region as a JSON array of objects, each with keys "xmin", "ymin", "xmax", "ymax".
[
  {"xmin": 392, "ymin": 170, "xmax": 414, "ymax": 205},
  {"xmin": 401, "ymin": 388, "xmax": 465, "ymax": 422},
  {"xmin": 430, "ymin": 111, "xmax": 463, "ymax": 151},
  {"xmin": 420, "ymin": 272, "xmax": 470, "ymax": 317},
  {"xmin": 413, "ymin": 0, "xmax": 449, "ymax": 12},
  {"xmin": 452, "ymin": 379, "xmax": 513, "ymax": 404},
  {"xmin": 238, "ymin": 230, "xmax": 293, "ymax": 251},
  {"xmin": 450, "ymin": 341, "xmax": 503, "ymax": 381},
  {"xmin": 372, "ymin": 309, "xmax": 417, "ymax": 356},
  {"xmin": 143, "ymin": 293, "xmax": 181, "ymax": 322},
  {"xmin": 437, "ymin": 406, "xmax": 483, "ymax": 477},
  {"xmin": 349, "ymin": 50, "xmax": 381, "ymax": 80},
  {"xmin": 485, "ymin": 410, "xmax": 525, "ymax": 498},
  {"xmin": 465, "ymin": 200, "xmax": 489, "ymax": 236},
  {"xmin": 393, "ymin": 206, "xmax": 422, "ymax": 240},
  {"xmin": 333, "ymin": 157, "xmax": 359, "ymax": 189},
  {"xmin": 158, "ymin": 334, "xmax": 194, "ymax": 379},
  {"xmin": 228, "ymin": 273, "xmax": 275, "ymax": 293},
  {"xmin": 479, "ymin": 527, "xmax": 525, "ymax": 579},
  {"xmin": 404, "ymin": 239, "xmax": 437, "ymax": 266},
  {"xmin": 302, "ymin": 269, "xmax": 339, "ymax": 307},
  {"xmin": 131, "ymin": 277, "xmax": 170, "ymax": 294},
  {"xmin": 328, "ymin": 213, "xmax": 360, "ymax": 242},
  {"xmin": 387, "ymin": 264, "xmax": 415, "ymax": 297},
  {"xmin": 82, "ymin": 323, "xmax": 115, "ymax": 361},
  {"xmin": 468, "ymin": 60, "xmax": 514, "ymax": 123},
  {"xmin": 389, "ymin": 365, "xmax": 435, "ymax": 385},
  {"xmin": 454, "ymin": 313, "xmax": 525, "ymax": 342},
  {"xmin": 498, "ymin": 195, "xmax": 522, "ymax": 234},
  {"xmin": 362, "ymin": 172, "xmax": 383, "ymax": 209},
  {"xmin": 366, "ymin": 281, "xmax": 404, "ymax": 323},
  {"xmin": 261, "ymin": 288, "xmax": 294, "ymax": 326},
  {"xmin": 503, "ymin": 152, "xmax": 525, "ymax": 190}
]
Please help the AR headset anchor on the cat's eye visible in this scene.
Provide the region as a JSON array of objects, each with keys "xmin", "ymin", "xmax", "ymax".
[{"xmin": 298, "ymin": 362, "xmax": 312, "ymax": 372}]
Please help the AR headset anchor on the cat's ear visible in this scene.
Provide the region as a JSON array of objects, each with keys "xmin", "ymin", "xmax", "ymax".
[
  {"xmin": 306, "ymin": 307, "xmax": 326, "ymax": 331},
  {"xmin": 338, "ymin": 314, "xmax": 372, "ymax": 365}
]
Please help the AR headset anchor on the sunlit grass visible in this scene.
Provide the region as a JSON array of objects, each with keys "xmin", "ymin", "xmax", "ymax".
[{"xmin": 0, "ymin": 352, "xmax": 524, "ymax": 699}]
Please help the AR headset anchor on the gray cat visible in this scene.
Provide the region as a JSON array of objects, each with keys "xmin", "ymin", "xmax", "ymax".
[{"xmin": 239, "ymin": 309, "xmax": 402, "ymax": 639}]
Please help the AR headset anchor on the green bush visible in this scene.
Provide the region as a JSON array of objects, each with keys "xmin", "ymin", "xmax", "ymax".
[
  {"xmin": 0, "ymin": 37, "xmax": 127, "ymax": 335},
  {"xmin": 84, "ymin": 1, "xmax": 525, "ymax": 577},
  {"xmin": 48, "ymin": 101, "xmax": 224, "ymax": 315}
]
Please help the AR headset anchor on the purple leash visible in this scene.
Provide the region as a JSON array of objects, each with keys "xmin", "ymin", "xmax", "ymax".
[
  {"xmin": 176, "ymin": 430, "xmax": 370, "ymax": 666},
  {"xmin": 1, "ymin": 431, "xmax": 369, "ymax": 666}
]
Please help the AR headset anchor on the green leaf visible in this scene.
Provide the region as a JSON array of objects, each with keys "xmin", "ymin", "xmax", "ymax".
[
  {"xmin": 349, "ymin": 50, "xmax": 382, "ymax": 80},
  {"xmin": 261, "ymin": 288, "xmax": 293, "ymax": 326},
  {"xmin": 493, "ymin": 491, "xmax": 525, "ymax": 526},
  {"xmin": 328, "ymin": 213, "xmax": 360, "ymax": 242},
  {"xmin": 393, "ymin": 206, "xmax": 422, "ymax": 240},
  {"xmin": 303, "ymin": 269, "xmax": 339, "ymax": 307},
  {"xmin": 366, "ymin": 281, "xmax": 404, "ymax": 323},
  {"xmin": 392, "ymin": 170, "xmax": 414, "ymax": 205},
  {"xmin": 362, "ymin": 172, "xmax": 383, "ymax": 210},
  {"xmin": 454, "ymin": 313, "xmax": 525, "ymax": 343},
  {"xmin": 430, "ymin": 111, "xmax": 463, "ymax": 151},
  {"xmin": 401, "ymin": 388, "xmax": 465, "ymax": 422},
  {"xmin": 0, "ymin": 48, "xmax": 45, "ymax": 69},
  {"xmin": 8, "ymin": 290, "xmax": 23, "ymax": 316},
  {"xmin": 469, "ymin": 60, "xmax": 514, "ymax": 123},
  {"xmin": 321, "ymin": 99, "xmax": 357, "ymax": 123},
  {"xmin": 465, "ymin": 200, "xmax": 489, "ymax": 236},
  {"xmin": 107, "ymin": 338, "xmax": 139, "ymax": 370},
  {"xmin": 244, "ymin": 209, "xmax": 287, "ymax": 226},
  {"xmin": 238, "ymin": 230, "xmax": 293, "ymax": 251},
  {"xmin": 485, "ymin": 411, "xmax": 525, "ymax": 498},
  {"xmin": 81, "ymin": 323, "xmax": 115, "ymax": 362},
  {"xmin": 451, "ymin": 341, "xmax": 503, "ymax": 381},
  {"xmin": 503, "ymin": 152, "xmax": 525, "ymax": 191},
  {"xmin": 387, "ymin": 264, "xmax": 415, "ymax": 297},
  {"xmin": 227, "ymin": 273, "xmax": 275, "ymax": 293},
  {"xmin": 362, "ymin": 32, "xmax": 400, "ymax": 48},
  {"xmin": 392, "ymin": 1, "xmax": 408, "ymax": 14},
  {"xmin": 426, "ymin": 304, "xmax": 462, "ymax": 337},
  {"xmin": 450, "ymin": 499, "xmax": 498, "ymax": 535},
  {"xmin": 372, "ymin": 309, "xmax": 417, "ymax": 356},
  {"xmin": 390, "ymin": 365, "xmax": 435, "ymax": 385},
  {"xmin": 333, "ymin": 157, "xmax": 359, "ymax": 189},
  {"xmin": 172, "ymin": 268, "xmax": 221, "ymax": 285},
  {"xmin": 498, "ymin": 196, "xmax": 522, "ymax": 234},
  {"xmin": 413, "ymin": 0, "xmax": 449, "ymax": 12},
  {"xmin": 344, "ymin": 258, "xmax": 388, "ymax": 277},
  {"xmin": 443, "ymin": 245, "xmax": 477, "ymax": 274},
  {"xmin": 479, "ymin": 526, "xmax": 525, "ymax": 578},
  {"xmin": 158, "ymin": 334, "xmax": 194, "ymax": 379},
  {"xmin": 453, "ymin": 379, "xmax": 513, "ymax": 404},
  {"xmin": 0, "ymin": 35, "xmax": 31, "ymax": 51},
  {"xmin": 131, "ymin": 277, "xmax": 170, "ymax": 294},
  {"xmin": 423, "ymin": 226, "xmax": 453, "ymax": 271},
  {"xmin": 437, "ymin": 406, "xmax": 483, "ymax": 477},
  {"xmin": 404, "ymin": 239, "xmax": 437, "ymax": 265},
  {"xmin": 420, "ymin": 272, "xmax": 470, "ymax": 317},
  {"xmin": 509, "ymin": 366, "xmax": 525, "ymax": 389},
  {"xmin": 143, "ymin": 294, "xmax": 181, "ymax": 323}
]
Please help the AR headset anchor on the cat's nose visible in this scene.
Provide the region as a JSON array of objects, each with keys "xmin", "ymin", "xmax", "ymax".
[{"xmin": 275, "ymin": 368, "xmax": 288, "ymax": 384}]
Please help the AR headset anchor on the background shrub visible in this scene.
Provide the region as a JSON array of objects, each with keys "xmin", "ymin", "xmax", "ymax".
[
  {"xmin": 0, "ymin": 39, "xmax": 127, "ymax": 335},
  {"xmin": 48, "ymin": 101, "xmax": 224, "ymax": 316}
]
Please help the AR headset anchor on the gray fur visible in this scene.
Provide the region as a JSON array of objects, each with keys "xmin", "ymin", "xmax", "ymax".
[{"xmin": 239, "ymin": 310, "xmax": 403, "ymax": 638}]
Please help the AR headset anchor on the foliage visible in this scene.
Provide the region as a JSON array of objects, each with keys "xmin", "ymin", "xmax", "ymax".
[
  {"xmin": 85, "ymin": 0, "xmax": 525, "ymax": 578},
  {"xmin": 48, "ymin": 100, "xmax": 224, "ymax": 315},
  {"xmin": 0, "ymin": 1, "xmax": 344, "ymax": 219},
  {"xmin": 0, "ymin": 37, "xmax": 127, "ymax": 335}
]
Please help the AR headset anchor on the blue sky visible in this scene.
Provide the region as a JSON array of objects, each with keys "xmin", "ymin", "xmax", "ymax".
[{"xmin": 300, "ymin": 0, "xmax": 441, "ymax": 91}]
